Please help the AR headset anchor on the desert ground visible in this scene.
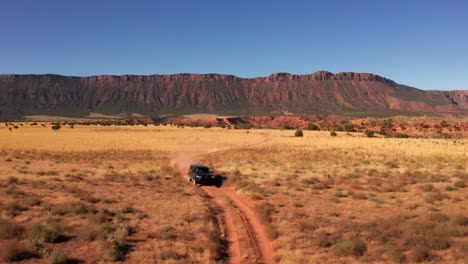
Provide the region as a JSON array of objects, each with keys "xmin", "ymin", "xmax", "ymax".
[{"xmin": 0, "ymin": 123, "xmax": 467, "ymax": 263}]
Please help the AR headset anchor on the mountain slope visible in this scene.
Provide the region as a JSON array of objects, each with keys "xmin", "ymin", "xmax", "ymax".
[{"xmin": 0, "ymin": 71, "xmax": 466, "ymax": 119}]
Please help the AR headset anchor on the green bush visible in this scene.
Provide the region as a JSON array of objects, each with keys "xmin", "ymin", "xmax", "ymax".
[
  {"xmin": 51, "ymin": 123, "xmax": 61, "ymax": 131},
  {"xmin": 294, "ymin": 130, "xmax": 304, "ymax": 137},
  {"xmin": 330, "ymin": 131, "xmax": 337, "ymax": 137},
  {"xmin": 306, "ymin": 123, "xmax": 320, "ymax": 130},
  {"xmin": 365, "ymin": 130, "xmax": 374, "ymax": 137}
]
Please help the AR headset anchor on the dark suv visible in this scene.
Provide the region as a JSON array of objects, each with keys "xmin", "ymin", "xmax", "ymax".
[{"xmin": 188, "ymin": 164, "xmax": 215, "ymax": 185}]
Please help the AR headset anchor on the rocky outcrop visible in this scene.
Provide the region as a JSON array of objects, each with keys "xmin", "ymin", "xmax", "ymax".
[
  {"xmin": 442, "ymin": 90, "xmax": 468, "ymax": 109},
  {"xmin": 0, "ymin": 72, "xmax": 465, "ymax": 119}
]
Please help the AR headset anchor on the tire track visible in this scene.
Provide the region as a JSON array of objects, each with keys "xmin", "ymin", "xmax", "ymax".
[{"xmin": 174, "ymin": 132, "xmax": 276, "ymax": 264}]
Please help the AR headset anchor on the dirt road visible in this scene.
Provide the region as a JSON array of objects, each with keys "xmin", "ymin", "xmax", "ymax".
[{"xmin": 174, "ymin": 133, "xmax": 276, "ymax": 264}]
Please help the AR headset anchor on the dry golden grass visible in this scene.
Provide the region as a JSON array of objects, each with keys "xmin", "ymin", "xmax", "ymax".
[
  {"xmin": 1, "ymin": 124, "xmax": 266, "ymax": 263},
  {"xmin": 203, "ymin": 130, "xmax": 468, "ymax": 263},
  {"xmin": 0, "ymin": 123, "xmax": 467, "ymax": 263}
]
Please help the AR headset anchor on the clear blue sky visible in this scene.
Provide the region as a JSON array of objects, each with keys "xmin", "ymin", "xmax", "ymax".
[{"xmin": 1, "ymin": 0, "xmax": 467, "ymax": 90}]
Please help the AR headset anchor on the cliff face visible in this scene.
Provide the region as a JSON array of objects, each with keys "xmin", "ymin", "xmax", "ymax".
[
  {"xmin": 0, "ymin": 72, "xmax": 465, "ymax": 119},
  {"xmin": 441, "ymin": 90, "xmax": 468, "ymax": 109}
]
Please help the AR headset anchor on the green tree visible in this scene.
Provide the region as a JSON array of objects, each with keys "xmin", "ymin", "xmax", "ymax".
[{"xmin": 295, "ymin": 130, "xmax": 304, "ymax": 137}]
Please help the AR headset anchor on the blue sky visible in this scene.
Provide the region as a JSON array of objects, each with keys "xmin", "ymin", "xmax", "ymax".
[{"xmin": 1, "ymin": 0, "xmax": 467, "ymax": 90}]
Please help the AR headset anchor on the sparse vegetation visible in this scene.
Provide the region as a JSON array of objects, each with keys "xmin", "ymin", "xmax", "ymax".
[
  {"xmin": 1, "ymin": 241, "xmax": 37, "ymax": 262},
  {"xmin": 0, "ymin": 123, "xmax": 466, "ymax": 263},
  {"xmin": 333, "ymin": 236, "xmax": 367, "ymax": 257},
  {"xmin": 48, "ymin": 250, "xmax": 69, "ymax": 264},
  {"xmin": 306, "ymin": 123, "xmax": 320, "ymax": 130},
  {"xmin": 364, "ymin": 130, "xmax": 374, "ymax": 137},
  {"xmin": 51, "ymin": 123, "xmax": 61, "ymax": 131}
]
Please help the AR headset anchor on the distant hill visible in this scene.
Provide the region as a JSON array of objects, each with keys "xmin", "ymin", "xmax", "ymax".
[{"xmin": 0, "ymin": 71, "xmax": 466, "ymax": 120}]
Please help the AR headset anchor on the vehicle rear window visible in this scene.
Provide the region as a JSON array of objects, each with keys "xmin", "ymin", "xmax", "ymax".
[{"xmin": 196, "ymin": 167, "xmax": 210, "ymax": 173}]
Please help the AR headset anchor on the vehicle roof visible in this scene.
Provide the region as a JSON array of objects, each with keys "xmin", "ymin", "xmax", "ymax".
[{"xmin": 191, "ymin": 164, "xmax": 209, "ymax": 168}]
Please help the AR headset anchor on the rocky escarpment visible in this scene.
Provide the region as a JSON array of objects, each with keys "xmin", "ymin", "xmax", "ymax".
[
  {"xmin": 0, "ymin": 71, "xmax": 466, "ymax": 119},
  {"xmin": 441, "ymin": 90, "xmax": 468, "ymax": 109}
]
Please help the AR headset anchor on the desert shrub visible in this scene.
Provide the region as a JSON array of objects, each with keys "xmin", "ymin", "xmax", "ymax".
[
  {"xmin": 52, "ymin": 201, "xmax": 88, "ymax": 215},
  {"xmin": 451, "ymin": 215, "xmax": 468, "ymax": 226},
  {"xmin": 294, "ymin": 130, "xmax": 303, "ymax": 137},
  {"xmin": 25, "ymin": 196, "xmax": 42, "ymax": 206},
  {"xmin": 203, "ymin": 124, "xmax": 212, "ymax": 128},
  {"xmin": 352, "ymin": 192, "xmax": 368, "ymax": 200},
  {"xmin": 306, "ymin": 123, "xmax": 320, "ymax": 130},
  {"xmin": 316, "ymin": 231, "xmax": 341, "ymax": 248},
  {"xmin": 85, "ymin": 196, "xmax": 100, "ymax": 204},
  {"xmin": 48, "ymin": 250, "xmax": 68, "ymax": 264},
  {"xmin": 98, "ymin": 239, "xmax": 128, "ymax": 261},
  {"xmin": 3, "ymin": 202, "xmax": 28, "ymax": 217},
  {"xmin": 282, "ymin": 125, "xmax": 294, "ymax": 130},
  {"xmin": 98, "ymin": 225, "xmax": 130, "ymax": 261},
  {"xmin": 428, "ymin": 213, "xmax": 449, "ymax": 222},
  {"xmin": 333, "ymin": 190, "xmax": 346, "ymax": 198},
  {"xmin": 160, "ymin": 250, "xmax": 186, "ymax": 260},
  {"xmin": 333, "ymin": 236, "xmax": 367, "ymax": 257},
  {"xmin": 302, "ymin": 178, "xmax": 315, "ymax": 185},
  {"xmin": 440, "ymin": 120, "xmax": 449, "ymax": 127},
  {"xmin": 425, "ymin": 237, "xmax": 451, "ymax": 250},
  {"xmin": 364, "ymin": 130, "xmax": 374, "ymax": 137},
  {"xmin": 121, "ymin": 206, "xmax": 137, "ymax": 214},
  {"xmin": 454, "ymin": 180, "xmax": 465, "ymax": 188},
  {"xmin": 342, "ymin": 123, "xmax": 356, "ymax": 132},
  {"xmin": 334, "ymin": 125, "xmax": 343, "ymax": 131},
  {"xmin": 445, "ymin": 185, "xmax": 456, "ymax": 191},
  {"xmin": 155, "ymin": 226, "xmax": 177, "ymax": 240},
  {"xmin": 395, "ymin": 133, "xmax": 409, "ymax": 138},
  {"xmin": 432, "ymin": 132, "xmax": 451, "ymax": 139},
  {"xmin": 78, "ymin": 220, "xmax": 112, "ymax": 242},
  {"xmin": 410, "ymin": 246, "xmax": 434, "ymax": 262},
  {"xmin": 421, "ymin": 184, "xmax": 434, "ymax": 192},
  {"xmin": 330, "ymin": 131, "xmax": 337, "ymax": 137},
  {"xmin": 386, "ymin": 248, "xmax": 406, "ymax": 263},
  {"xmin": 424, "ymin": 193, "xmax": 444, "ymax": 203},
  {"xmin": 1, "ymin": 241, "xmax": 37, "ymax": 262},
  {"xmin": 25, "ymin": 222, "xmax": 62, "ymax": 247},
  {"xmin": 5, "ymin": 176, "xmax": 19, "ymax": 185},
  {"xmin": 51, "ymin": 123, "xmax": 61, "ymax": 131},
  {"xmin": 0, "ymin": 218, "xmax": 24, "ymax": 239}
]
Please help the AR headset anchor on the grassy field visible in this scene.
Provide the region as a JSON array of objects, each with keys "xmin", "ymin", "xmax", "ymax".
[{"xmin": 0, "ymin": 123, "xmax": 467, "ymax": 263}]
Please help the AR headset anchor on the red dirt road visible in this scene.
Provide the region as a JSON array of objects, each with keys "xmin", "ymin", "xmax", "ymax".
[{"xmin": 174, "ymin": 133, "xmax": 276, "ymax": 264}]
